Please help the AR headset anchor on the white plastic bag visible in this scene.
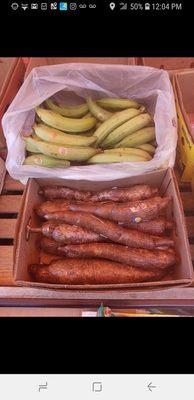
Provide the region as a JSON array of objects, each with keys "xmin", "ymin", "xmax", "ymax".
[{"xmin": 2, "ymin": 63, "xmax": 177, "ymax": 184}]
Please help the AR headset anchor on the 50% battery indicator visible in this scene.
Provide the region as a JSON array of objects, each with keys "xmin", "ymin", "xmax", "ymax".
[{"xmin": 130, "ymin": 3, "xmax": 144, "ymax": 10}]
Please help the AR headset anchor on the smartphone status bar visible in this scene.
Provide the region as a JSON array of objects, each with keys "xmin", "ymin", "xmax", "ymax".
[{"xmin": 9, "ymin": 1, "xmax": 184, "ymax": 14}]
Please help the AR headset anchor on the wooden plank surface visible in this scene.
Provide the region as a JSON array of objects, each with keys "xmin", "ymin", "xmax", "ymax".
[
  {"xmin": 0, "ymin": 307, "xmax": 84, "ymax": 316},
  {"xmin": 0, "ymin": 195, "xmax": 22, "ymax": 213},
  {"xmin": 0, "ymin": 307, "xmax": 191, "ymax": 316},
  {"xmin": 0, "ymin": 246, "xmax": 14, "ymax": 285},
  {"xmin": 0, "ymin": 219, "xmax": 16, "ymax": 238},
  {"xmin": 3, "ymin": 174, "xmax": 24, "ymax": 191}
]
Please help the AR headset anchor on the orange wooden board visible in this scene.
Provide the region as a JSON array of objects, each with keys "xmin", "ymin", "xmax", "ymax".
[
  {"xmin": 3, "ymin": 174, "xmax": 24, "ymax": 191},
  {"xmin": 0, "ymin": 195, "xmax": 22, "ymax": 213},
  {"xmin": 0, "ymin": 219, "xmax": 16, "ymax": 238}
]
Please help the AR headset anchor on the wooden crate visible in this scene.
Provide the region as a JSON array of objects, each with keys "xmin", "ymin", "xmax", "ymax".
[{"xmin": 0, "ymin": 172, "xmax": 194, "ymax": 310}]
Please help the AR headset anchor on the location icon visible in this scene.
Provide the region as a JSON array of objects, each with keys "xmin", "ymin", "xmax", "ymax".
[{"xmin": 109, "ymin": 2, "xmax": 115, "ymax": 10}]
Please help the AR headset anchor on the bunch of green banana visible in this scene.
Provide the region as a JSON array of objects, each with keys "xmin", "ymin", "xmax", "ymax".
[
  {"xmin": 101, "ymin": 113, "xmax": 152, "ymax": 148},
  {"xmin": 23, "ymin": 96, "xmax": 158, "ymax": 167},
  {"xmin": 115, "ymin": 126, "xmax": 155, "ymax": 148},
  {"xmin": 93, "ymin": 107, "xmax": 145, "ymax": 147}
]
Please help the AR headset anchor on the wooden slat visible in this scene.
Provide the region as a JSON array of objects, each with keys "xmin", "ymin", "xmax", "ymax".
[
  {"xmin": 0, "ymin": 219, "xmax": 16, "ymax": 238},
  {"xmin": 0, "ymin": 195, "xmax": 22, "ymax": 213},
  {"xmin": 0, "ymin": 307, "xmax": 84, "ymax": 317},
  {"xmin": 0, "ymin": 307, "xmax": 187, "ymax": 317},
  {"xmin": 0, "ymin": 307, "xmax": 193, "ymax": 316},
  {"xmin": 3, "ymin": 174, "xmax": 24, "ymax": 191},
  {"xmin": 1, "ymin": 286, "xmax": 194, "ymax": 308},
  {"xmin": 186, "ymin": 216, "xmax": 194, "ymax": 238},
  {"xmin": 0, "ymin": 246, "xmax": 14, "ymax": 285},
  {"xmin": 181, "ymin": 192, "xmax": 194, "ymax": 212}
]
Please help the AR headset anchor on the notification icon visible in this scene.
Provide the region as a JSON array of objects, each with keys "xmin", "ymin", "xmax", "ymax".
[
  {"xmin": 59, "ymin": 2, "xmax": 68, "ymax": 10},
  {"xmin": 70, "ymin": 3, "xmax": 77, "ymax": 10},
  {"xmin": 11, "ymin": 2, "xmax": 19, "ymax": 10},
  {"xmin": 41, "ymin": 3, "xmax": 47, "ymax": 9},
  {"xmin": 51, "ymin": 2, "xmax": 57, "ymax": 9},
  {"xmin": 109, "ymin": 2, "xmax": 115, "ymax": 10}
]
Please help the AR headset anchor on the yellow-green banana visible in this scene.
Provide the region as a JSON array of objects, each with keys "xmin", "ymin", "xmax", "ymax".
[
  {"xmin": 87, "ymin": 152, "xmax": 149, "ymax": 164},
  {"xmin": 101, "ymin": 113, "xmax": 152, "ymax": 148},
  {"xmin": 24, "ymin": 136, "xmax": 40, "ymax": 153},
  {"xmin": 30, "ymin": 137, "xmax": 99, "ymax": 161},
  {"xmin": 115, "ymin": 127, "xmax": 155, "ymax": 148},
  {"xmin": 36, "ymin": 107, "xmax": 96, "ymax": 133},
  {"xmin": 93, "ymin": 107, "xmax": 144, "ymax": 147},
  {"xmin": 104, "ymin": 147, "xmax": 152, "ymax": 161},
  {"xmin": 137, "ymin": 143, "xmax": 155, "ymax": 155},
  {"xmin": 86, "ymin": 97, "xmax": 112, "ymax": 122},
  {"xmin": 45, "ymin": 98, "xmax": 88, "ymax": 118},
  {"xmin": 33, "ymin": 123, "xmax": 96, "ymax": 147},
  {"xmin": 23, "ymin": 154, "xmax": 70, "ymax": 168},
  {"xmin": 96, "ymin": 97, "xmax": 141, "ymax": 110}
]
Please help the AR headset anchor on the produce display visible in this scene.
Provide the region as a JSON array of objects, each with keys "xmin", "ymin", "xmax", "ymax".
[
  {"xmin": 28, "ymin": 184, "xmax": 178, "ymax": 286},
  {"xmin": 23, "ymin": 96, "xmax": 157, "ymax": 167}
]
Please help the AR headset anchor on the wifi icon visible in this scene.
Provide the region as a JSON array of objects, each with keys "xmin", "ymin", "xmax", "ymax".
[{"xmin": 21, "ymin": 3, "xmax": 29, "ymax": 10}]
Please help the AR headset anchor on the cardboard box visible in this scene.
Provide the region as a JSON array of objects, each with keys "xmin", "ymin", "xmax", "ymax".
[
  {"xmin": 137, "ymin": 58, "xmax": 194, "ymax": 82},
  {"xmin": 24, "ymin": 57, "xmax": 136, "ymax": 79},
  {"xmin": 140, "ymin": 58, "xmax": 194, "ymax": 70},
  {"xmin": 13, "ymin": 168, "xmax": 193, "ymax": 291},
  {"xmin": 173, "ymin": 70, "xmax": 194, "ymax": 182},
  {"xmin": 0, "ymin": 58, "xmax": 26, "ymax": 147}
]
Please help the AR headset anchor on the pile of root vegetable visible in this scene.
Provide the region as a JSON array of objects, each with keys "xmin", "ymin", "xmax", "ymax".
[
  {"xmin": 23, "ymin": 96, "xmax": 157, "ymax": 167},
  {"xmin": 29, "ymin": 184, "xmax": 178, "ymax": 286}
]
